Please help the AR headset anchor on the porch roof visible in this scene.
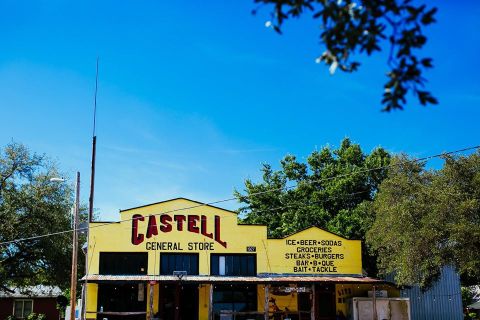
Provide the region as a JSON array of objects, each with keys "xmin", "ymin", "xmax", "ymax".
[{"xmin": 81, "ymin": 274, "xmax": 392, "ymax": 285}]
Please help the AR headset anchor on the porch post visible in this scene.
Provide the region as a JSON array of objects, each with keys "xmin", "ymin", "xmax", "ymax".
[
  {"xmin": 174, "ymin": 283, "xmax": 180, "ymax": 320},
  {"xmin": 208, "ymin": 284, "xmax": 213, "ymax": 320},
  {"xmin": 372, "ymin": 285, "xmax": 377, "ymax": 320},
  {"xmin": 311, "ymin": 284, "xmax": 316, "ymax": 320},
  {"xmin": 149, "ymin": 282, "xmax": 154, "ymax": 320},
  {"xmin": 264, "ymin": 285, "xmax": 269, "ymax": 320}
]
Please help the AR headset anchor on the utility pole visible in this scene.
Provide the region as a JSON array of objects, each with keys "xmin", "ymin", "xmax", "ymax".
[
  {"xmin": 70, "ymin": 172, "xmax": 80, "ymax": 320},
  {"xmin": 82, "ymin": 57, "xmax": 99, "ymax": 320},
  {"xmin": 89, "ymin": 56, "xmax": 99, "ymax": 223}
]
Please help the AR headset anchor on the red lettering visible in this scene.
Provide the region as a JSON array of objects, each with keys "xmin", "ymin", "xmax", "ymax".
[
  {"xmin": 146, "ymin": 215, "xmax": 158, "ymax": 238},
  {"xmin": 214, "ymin": 215, "xmax": 227, "ymax": 248},
  {"xmin": 160, "ymin": 214, "xmax": 172, "ymax": 232},
  {"xmin": 133, "ymin": 213, "xmax": 226, "ymax": 248},
  {"xmin": 174, "ymin": 215, "xmax": 186, "ymax": 231},
  {"xmin": 201, "ymin": 215, "xmax": 213, "ymax": 239},
  {"xmin": 131, "ymin": 214, "xmax": 145, "ymax": 245},
  {"xmin": 188, "ymin": 215, "xmax": 200, "ymax": 233}
]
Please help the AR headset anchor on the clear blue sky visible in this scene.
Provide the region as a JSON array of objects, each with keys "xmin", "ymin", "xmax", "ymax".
[{"xmin": 1, "ymin": 1, "xmax": 479, "ymax": 220}]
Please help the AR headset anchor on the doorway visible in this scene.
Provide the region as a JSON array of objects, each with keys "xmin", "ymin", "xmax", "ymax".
[
  {"xmin": 157, "ymin": 283, "xmax": 199, "ymax": 320},
  {"xmin": 315, "ymin": 285, "xmax": 336, "ymax": 320}
]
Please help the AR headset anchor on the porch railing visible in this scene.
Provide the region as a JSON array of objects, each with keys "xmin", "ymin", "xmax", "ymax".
[{"xmin": 214, "ymin": 310, "xmax": 312, "ymax": 320}]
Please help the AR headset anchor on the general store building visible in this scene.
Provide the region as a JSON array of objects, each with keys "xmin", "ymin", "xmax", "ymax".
[{"xmin": 83, "ymin": 198, "xmax": 402, "ymax": 320}]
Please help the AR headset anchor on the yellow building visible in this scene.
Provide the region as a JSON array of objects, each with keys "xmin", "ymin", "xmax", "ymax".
[{"xmin": 83, "ymin": 198, "xmax": 396, "ymax": 320}]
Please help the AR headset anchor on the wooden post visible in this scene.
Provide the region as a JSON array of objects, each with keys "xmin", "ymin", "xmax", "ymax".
[
  {"xmin": 149, "ymin": 282, "xmax": 154, "ymax": 320},
  {"xmin": 174, "ymin": 283, "xmax": 180, "ymax": 320},
  {"xmin": 372, "ymin": 285, "xmax": 377, "ymax": 320},
  {"xmin": 208, "ymin": 284, "xmax": 213, "ymax": 320},
  {"xmin": 311, "ymin": 284, "xmax": 316, "ymax": 320},
  {"xmin": 264, "ymin": 285, "xmax": 269, "ymax": 320}
]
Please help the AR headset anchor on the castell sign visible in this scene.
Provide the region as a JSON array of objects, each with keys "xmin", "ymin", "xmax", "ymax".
[{"xmin": 131, "ymin": 213, "xmax": 227, "ymax": 248}]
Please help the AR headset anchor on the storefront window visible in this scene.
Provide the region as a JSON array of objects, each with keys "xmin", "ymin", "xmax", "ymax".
[
  {"xmin": 97, "ymin": 283, "xmax": 146, "ymax": 319},
  {"xmin": 211, "ymin": 254, "xmax": 256, "ymax": 276},
  {"xmin": 213, "ymin": 285, "xmax": 257, "ymax": 320},
  {"xmin": 160, "ymin": 253, "xmax": 199, "ymax": 275},
  {"xmin": 99, "ymin": 252, "xmax": 148, "ymax": 275}
]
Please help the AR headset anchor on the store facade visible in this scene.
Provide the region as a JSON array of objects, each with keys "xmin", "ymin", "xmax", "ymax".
[{"xmin": 84, "ymin": 198, "xmax": 397, "ymax": 320}]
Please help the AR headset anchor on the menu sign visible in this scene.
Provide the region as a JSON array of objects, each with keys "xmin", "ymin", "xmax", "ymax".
[
  {"xmin": 285, "ymin": 239, "xmax": 345, "ymax": 273},
  {"xmin": 268, "ymin": 227, "xmax": 361, "ymax": 275}
]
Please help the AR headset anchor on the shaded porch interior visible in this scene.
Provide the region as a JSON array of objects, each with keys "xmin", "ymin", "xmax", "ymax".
[{"xmin": 85, "ymin": 275, "xmax": 398, "ymax": 320}]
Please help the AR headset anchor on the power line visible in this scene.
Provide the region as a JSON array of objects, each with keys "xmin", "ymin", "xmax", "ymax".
[
  {"xmin": 0, "ymin": 144, "xmax": 478, "ymax": 246},
  {"xmin": 0, "ymin": 190, "xmax": 370, "ymax": 246}
]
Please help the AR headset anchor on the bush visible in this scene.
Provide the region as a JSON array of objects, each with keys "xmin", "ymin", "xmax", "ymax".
[{"xmin": 26, "ymin": 314, "xmax": 46, "ymax": 320}]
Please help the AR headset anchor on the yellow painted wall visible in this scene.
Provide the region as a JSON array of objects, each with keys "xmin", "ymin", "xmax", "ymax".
[
  {"xmin": 257, "ymin": 285, "xmax": 299, "ymax": 313},
  {"xmin": 198, "ymin": 284, "xmax": 210, "ymax": 320},
  {"xmin": 257, "ymin": 285, "xmax": 266, "ymax": 312},
  {"xmin": 85, "ymin": 198, "xmax": 366, "ymax": 318},
  {"xmin": 87, "ymin": 198, "xmax": 269, "ymax": 275},
  {"xmin": 87, "ymin": 198, "xmax": 362, "ymax": 276},
  {"xmin": 267, "ymin": 228, "xmax": 362, "ymax": 275},
  {"xmin": 269, "ymin": 292, "xmax": 298, "ymax": 312},
  {"xmin": 145, "ymin": 283, "xmax": 159, "ymax": 316},
  {"xmin": 85, "ymin": 283, "xmax": 98, "ymax": 320}
]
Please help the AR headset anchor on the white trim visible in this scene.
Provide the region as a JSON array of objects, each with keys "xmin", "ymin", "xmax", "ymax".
[{"xmin": 13, "ymin": 299, "xmax": 34, "ymax": 319}]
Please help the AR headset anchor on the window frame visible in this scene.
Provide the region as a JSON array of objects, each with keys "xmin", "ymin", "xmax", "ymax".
[
  {"xmin": 13, "ymin": 299, "xmax": 33, "ymax": 319},
  {"xmin": 212, "ymin": 284, "xmax": 257, "ymax": 317},
  {"xmin": 99, "ymin": 252, "xmax": 148, "ymax": 275},
  {"xmin": 97, "ymin": 283, "xmax": 147, "ymax": 313},
  {"xmin": 159, "ymin": 253, "xmax": 200, "ymax": 275},
  {"xmin": 210, "ymin": 254, "xmax": 256, "ymax": 276}
]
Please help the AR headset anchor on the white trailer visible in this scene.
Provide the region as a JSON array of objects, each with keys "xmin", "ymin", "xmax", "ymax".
[{"xmin": 347, "ymin": 297, "xmax": 411, "ymax": 320}]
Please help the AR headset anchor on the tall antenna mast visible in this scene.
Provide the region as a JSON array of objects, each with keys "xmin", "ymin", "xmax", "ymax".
[{"xmin": 88, "ymin": 57, "xmax": 99, "ymax": 222}]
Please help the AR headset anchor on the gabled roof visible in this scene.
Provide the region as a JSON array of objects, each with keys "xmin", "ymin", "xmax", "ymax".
[
  {"xmin": 120, "ymin": 197, "xmax": 238, "ymax": 214},
  {"xmin": 0, "ymin": 285, "xmax": 62, "ymax": 298},
  {"xmin": 274, "ymin": 225, "xmax": 359, "ymax": 241}
]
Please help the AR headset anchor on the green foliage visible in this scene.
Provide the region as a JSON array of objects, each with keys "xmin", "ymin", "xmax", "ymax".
[
  {"xmin": 470, "ymin": 313, "xmax": 478, "ymax": 320},
  {"xmin": 0, "ymin": 143, "xmax": 76, "ymax": 289},
  {"xmin": 235, "ymin": 138, "xmax": 391, "ymax": 275},
  {"xmin": 26, "ymin": 314, "xmax": 46, "ymax": 320},
  {"xmin": 465, "ymin": 312, "xmax": 478, "ymax": 320},
  {"xmin": 367, "ymin": 152, "xmax": 480, "ymax": 287},
  {"xmin": 462, "ymin": 286, "xmax": 476, "ymax": 309},
  {"xmin": 253, "ymin": 0, "xmax": 437, "ymax": 111}
]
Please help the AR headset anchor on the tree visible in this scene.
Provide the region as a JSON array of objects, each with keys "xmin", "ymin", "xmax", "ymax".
[
  {"xmin": 234, "ymin": 138, "xmax": 391, "ymax": 275},
  {"xmin": 367, "ymin": 152, "xmax": 480, "ymax": 287},
  {"xmin": 462, "ymin": 286, "xmax": 477, "ymax": 309},
  {"xmin": 0, "ymin": 143, "xmax": 75, "ymax": 289},
  {"xmin": 253, "ymin": 0, "xmax": 438, "ymax": 111}
]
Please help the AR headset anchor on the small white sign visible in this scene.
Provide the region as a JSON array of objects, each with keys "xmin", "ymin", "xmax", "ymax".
[
  {"xmin": 368, "ymin": 290, "xmax": 388, "ymax": 298},
  {"xmin": 138, "ymin": 283, "xmax": 145, "ymax": 301}
]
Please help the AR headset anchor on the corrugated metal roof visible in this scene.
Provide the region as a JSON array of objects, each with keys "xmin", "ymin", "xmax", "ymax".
[
  {"xmin": 0, "ymin": 285, "xmax": 62, "ymax": 298},
  {"xmin": 119, "ymin": 197, "xmax": 237, "ymax": 213},
  {"xmin": 82, "ymin": 274, "xmax": 390, "ymax": 284}
]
